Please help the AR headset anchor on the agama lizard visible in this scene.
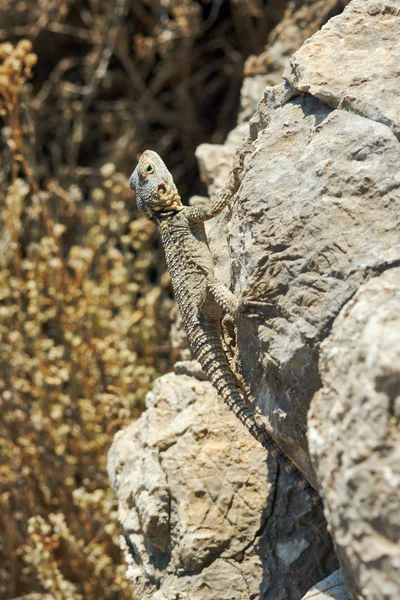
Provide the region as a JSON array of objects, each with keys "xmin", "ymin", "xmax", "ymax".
[{"xmin": 130, "ymin": 150, "xmax": 322, "ymax": 508}]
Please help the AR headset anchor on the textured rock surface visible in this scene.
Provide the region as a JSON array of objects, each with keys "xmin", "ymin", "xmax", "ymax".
[
  {"xmin": 108, "ymin": 373, "xmax": 334, "ymax": 600},
  {"xmin": 285, "ymin": 0, "xmax": 400, "ymax": 137},
  {"xmin": 309, "ymin": 270, "xmax": 400, "ymax": 600},
  {"xmin": 240, "ymin": 0, "xmax": 351, "ymax": 121},
  {"xmin": 228, "ymin": 1, "xmax": 400, "ymax": 596},
  {"xmin": 110, "ymin": 0, "xmax": 400, "ymax": 598},
  {"xmin": 301, "ymin": 569, "xmax": 349, "ymax": 600},
  {"xmin": 196, "ymin": 124, "xmax": 248, "ymax": 287},
  {"xmin": 232, "ymin": 86, "xmax": 400, "ymax": 482},
  {"xmin": 244, "ymin": 0, "xmax": 350, "ymax": 82}
]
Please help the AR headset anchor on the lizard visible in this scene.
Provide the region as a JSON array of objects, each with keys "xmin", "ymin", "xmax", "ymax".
[{"xmin": 129, "ymin": 149, "xmax": 323, "ymax": 509}]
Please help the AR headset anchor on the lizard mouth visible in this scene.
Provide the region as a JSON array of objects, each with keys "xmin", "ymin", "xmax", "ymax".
[
  {"xmin": 136, "ymin": 196, "xmax": 152, "ymax": 217},
  {"xmin": 129, "ymin": 171, "xmax": 138, "ymax": 191}
]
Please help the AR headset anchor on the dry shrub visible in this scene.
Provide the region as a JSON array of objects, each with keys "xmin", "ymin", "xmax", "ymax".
[
  {"xmin": 0, "ymin": 0, "xmax": 287, "ymax": 195},
  {"xmin": 0, "ymin": 40, "xmax": 172, "ymax": 600},
  {"xmin": 0, "ymin": 2, "xmax": 289, "ymax": 598}
]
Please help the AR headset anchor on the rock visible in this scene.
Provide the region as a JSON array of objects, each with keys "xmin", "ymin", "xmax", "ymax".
[
  {"xmin": 309, "ymin": 269, "xmax": 400, "ymax": 600},
  {"xmin": 196, "ymin": 123, "xmax": 249, "ymax": 287},
  {"xmin": 239, "ymin": 75, "xmax": 274, "ymax": 123},
  {"xmin": 110, "ymin": 0, "xmax": 400, "ymax": 597},
  {"xmin": 196, "ymin": 124, "xmax": 248, "ymax": 198},
  {"xmin": 240, "ymin": 0, "xmax": 351, "ymax": 121},
  {"xmin": 207, "ymin": 0, "xmax": 400, "ymax": 594},
  {"xmin": 301, "ymin": 569, "xmax": 349, "ymax": 599},
  {"xmin": 285, "ymin": 0, "xmax": 400, "ymax": 137},
  {"xmin": 108, "ymin": 373, "xmax": 335, "ymax": 599},
  {"xmin": 231, "ymin": 89, "xmax": 400, "ymax": 484},
  {"xmin": 173, "ymin": 359, "xmax": 208, "ymax": 381},
  {"xmin": 243, "ymin": 0, "xmax": 351, "ymax": 84}
]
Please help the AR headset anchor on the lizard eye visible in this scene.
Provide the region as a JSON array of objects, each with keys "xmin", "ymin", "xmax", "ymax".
[
  {"xmin": 145, "ymin": 164, "xmax": 154, "ymax": 174},
  {"xmin": 158, "ymin": 184, "xmax": 166, "ymax": 194}
]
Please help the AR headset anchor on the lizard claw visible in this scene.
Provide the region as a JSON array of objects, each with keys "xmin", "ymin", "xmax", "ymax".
[{"xmin": 237, "ymin": 282, "xmax": 278, "ymax": 318}]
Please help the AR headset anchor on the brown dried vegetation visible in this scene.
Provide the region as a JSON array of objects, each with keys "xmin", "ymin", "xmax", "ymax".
[
  {"xmin": 0, "ymin": 39, "xmax": 171, "ymax": 600},
  {"xmin": 0, "ymin": 1, "xmax": 287, "ymax": 599}
]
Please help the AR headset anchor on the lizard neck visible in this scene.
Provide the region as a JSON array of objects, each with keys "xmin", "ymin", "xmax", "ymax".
[{"xmin": 151, "ymin": 208, "xmax": 181, "ymax": 229}]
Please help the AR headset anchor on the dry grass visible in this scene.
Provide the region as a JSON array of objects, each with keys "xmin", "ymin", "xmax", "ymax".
[
  {"xmin": 0, "ymin": 40, "xmax": 173, "ymax": 600},
  {"xmin": 0, "ymin": 1, "xmax": 288, "ymax": 598}
]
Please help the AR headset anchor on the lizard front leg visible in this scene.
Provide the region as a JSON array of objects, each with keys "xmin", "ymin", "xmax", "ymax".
[
  {"xmin": 206, "ymin": 279, "xmax": 273, "ymax": 318},
  {"xmin": 185, "ymin": 157, "xmax": 243, "ymax": 223}
]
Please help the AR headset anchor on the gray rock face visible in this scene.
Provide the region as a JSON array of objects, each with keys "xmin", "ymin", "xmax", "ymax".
[
  {"xmin": 109, "ymin": 0, "xmax": 400, "ymax": 597},
  {"xmin": 233, "ymin": 88, "xmax": 400, "ymax": 482},
  {"xmin": 309, "ymin": 269, "xmax": 400, "ymax": 600},
  {"xmin": 108, "ymin": 373, "xmax": 334, "ymax": 600},
  {"xmin": 301, "ymin": 569, "xmax": 349, "ymax": 600},
  {"xmin": 228, "ymin": 2, "xmax": 400, "ymax": 595},
  {"xmin": 241, "ymin": 0, "xmax": 352, "ymax": 121},
  {"xmin": 284, "ymin": 0, "xmax": 400, "ymax": 137},
  {"xmin": 196, "ymin": 124, "xmax": 248, "ymax": 287}
]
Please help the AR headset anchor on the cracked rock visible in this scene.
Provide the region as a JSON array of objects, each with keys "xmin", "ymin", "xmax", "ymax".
[
  {"xmin": 108, "ymin": 373, "xmax": 335, "ymax": 599},
  {"xmin": 229, "ymin": 89, "xmax": 400, "ymax": 484},
  {"xmin": 110, "ymin": 0, "xmax": 400, "ymax": 597},
  {"xmin": 301, "ymin": 569, "xmax": 349, "ymax": 599},
  {"xmin": 284, "ymin": 0, "xmax": 400, "ymax": 136},
  {"xmin": 309, "ymin": 269, "xmax": 400, "ymax": 600}
]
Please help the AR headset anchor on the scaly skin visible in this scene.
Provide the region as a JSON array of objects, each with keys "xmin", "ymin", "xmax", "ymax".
[{"xmin": 130, "ymin": 150, "xmax": 323, "ymax": 508}]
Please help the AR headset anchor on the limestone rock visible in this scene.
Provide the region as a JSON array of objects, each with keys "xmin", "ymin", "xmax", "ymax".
[
  {"xmin": 196, "ymin": 123, "xmax": 249, "ymax": 287},
  {"xmin": 108, "ymin": 373, "xmax": 335, "ymax": 599},
  {"xmin": 205, "ymin": 0, "xmax": 400, "ymax": 595},
  {"xmin": 110, "ymin": 0, "xmax": 400, "ymax": 597},
  {"xmin": 196, "ymin": 124, "xmax": 248, "ymax": 198},
  {"xmin": 301, "ymin": 569, "xmax": 349, "ymax": 600},
  {"xmin": 230, "ymin": 89, "xmax": 400, "ymax": 483},
  {"xmin": 309, "ymin": 269, "xmax": 400, "ymax": 600},
  {"xmin": 240, "ymin": 0, "xmax": 351, "ymax": 121},
  {"xmin": 285, "ymin": 0, "xmax": 400, "ymax": 136},
  {"xmin": 244, "ymin": 0, "xmax": 351, "ymax": 84},
  {"xmin": 239, "ymin": 75, "xmax": 275, "ymax": 123}
]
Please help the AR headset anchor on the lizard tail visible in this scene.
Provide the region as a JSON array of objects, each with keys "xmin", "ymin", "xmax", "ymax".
[{"xmin": 190, "ymin": 322, "xmax": 323, "ymax": 508}]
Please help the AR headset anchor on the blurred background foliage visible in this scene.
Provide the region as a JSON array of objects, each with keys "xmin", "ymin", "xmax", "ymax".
[{"xmin": 0, "ymin": 1, "xmax": 292, "ymax": 598}]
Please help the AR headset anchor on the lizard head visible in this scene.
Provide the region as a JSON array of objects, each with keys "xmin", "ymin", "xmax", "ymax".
[{"xmin": 129, "ymin": 150, "xmax": 183, "ymax": 219}]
